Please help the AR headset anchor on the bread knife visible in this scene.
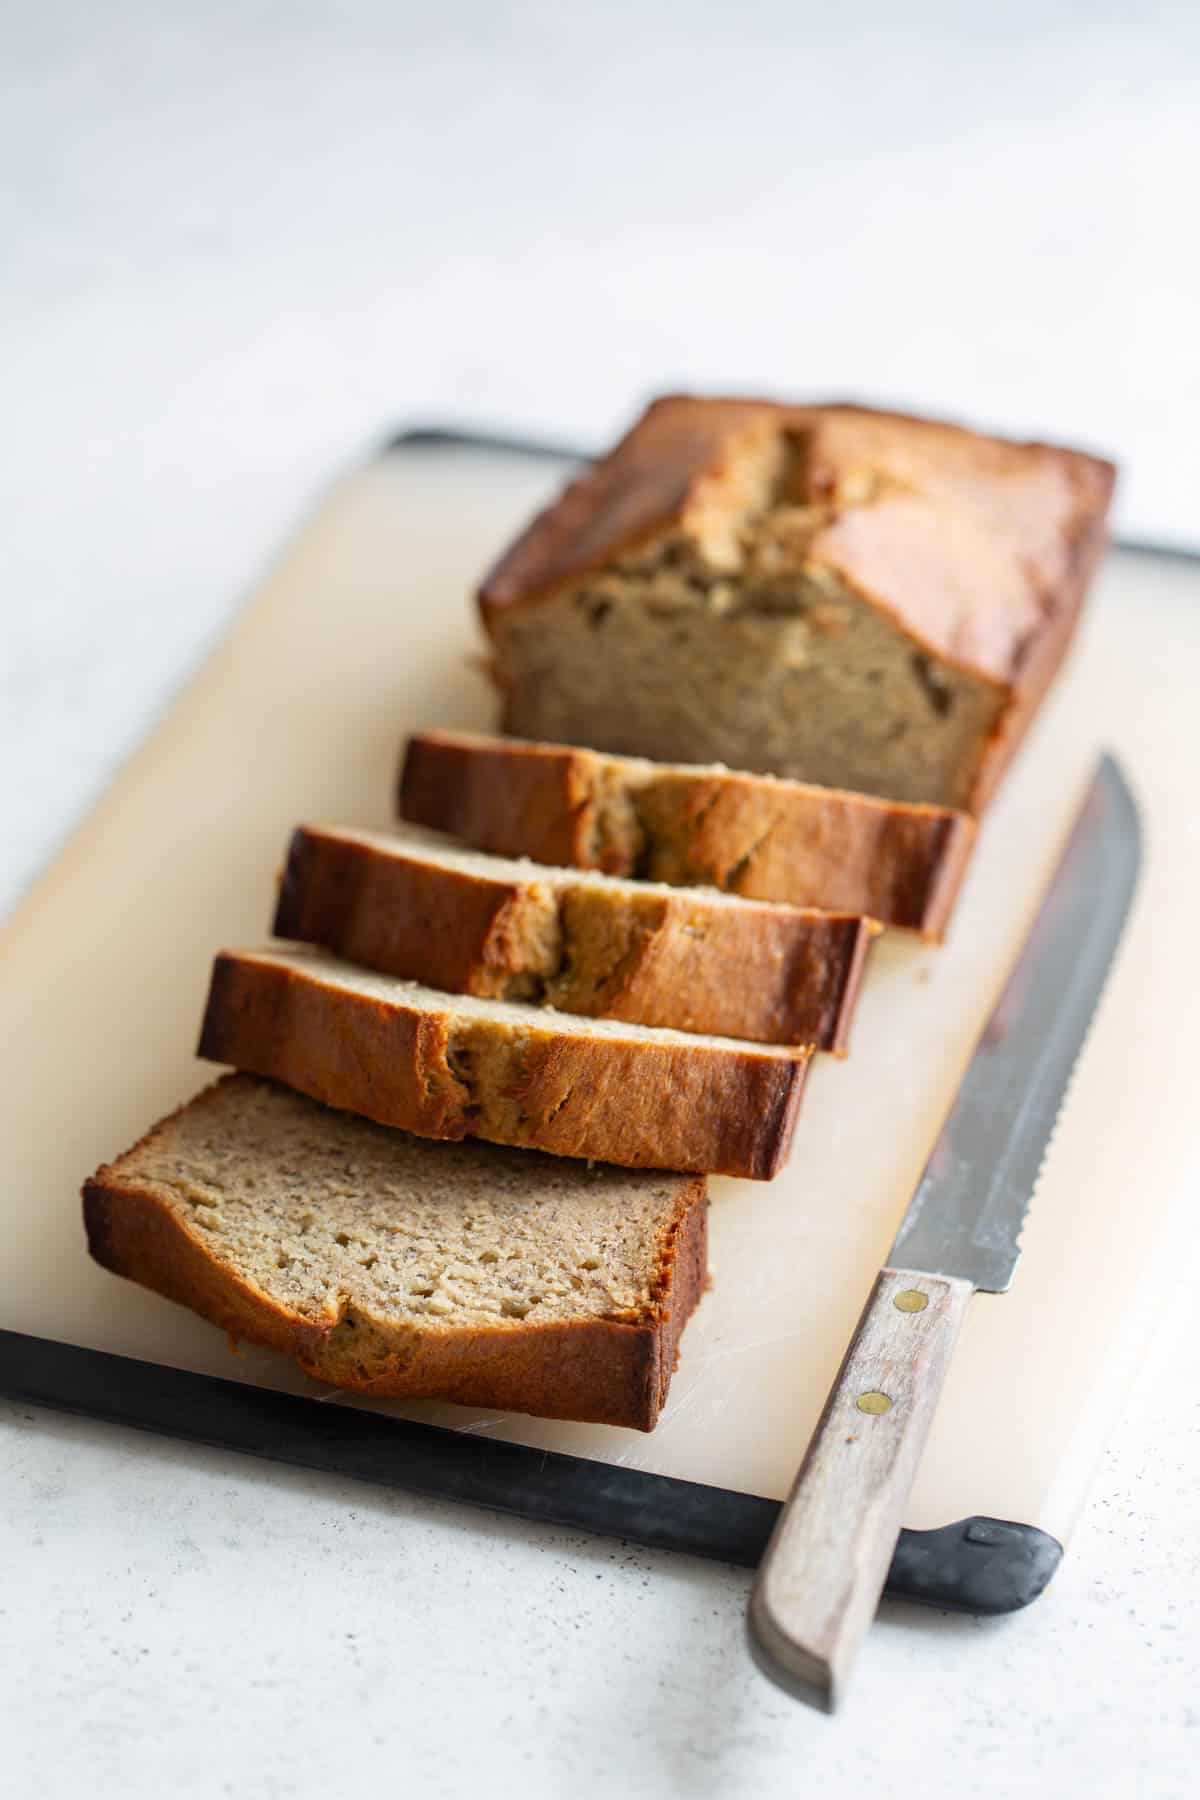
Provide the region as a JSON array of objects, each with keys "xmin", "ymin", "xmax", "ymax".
[{"xmin": 749, "ymin": 754, "xmax": 1142, "ymax": 1710}]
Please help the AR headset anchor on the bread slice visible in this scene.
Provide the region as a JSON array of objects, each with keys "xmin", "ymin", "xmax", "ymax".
[
  {"xmin": 274, "ymin": 821, "xmax": 875, "ymax": 1053},
  {"xmin": 83, "ymin": 1075, "xmax": 708, "ymax": 1429},
  {"xmin": 477, "ymin": 395, "xmax": 1115, "ymax": 812},
  {"xmin": 399, "ymin": 729, "xmax": 975, "ymax": 940},
  {"xmin": 198, "ymin": 945, "xmax": 809, "ymax": 1179}
]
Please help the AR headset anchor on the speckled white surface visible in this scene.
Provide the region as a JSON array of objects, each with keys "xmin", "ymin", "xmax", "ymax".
[
  {"xmin": 3, "ymin": 1349, "xmax": 1198, "ymax": 1798},
  {"xmin": 3, "ymin": 5, "xmax": 1199, "ymax": 1794}
]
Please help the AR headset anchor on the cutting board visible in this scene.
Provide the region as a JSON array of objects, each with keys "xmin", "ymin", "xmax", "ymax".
[{"xmin": 2, "ymin": 434, "xmax": 1196, "ymax": 1560}]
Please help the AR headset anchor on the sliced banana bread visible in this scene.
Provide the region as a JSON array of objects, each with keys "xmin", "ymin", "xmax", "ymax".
[
  {"xmin": 274, "ymin": 821, "xmax": 875, "ymax": 1052},
  {"xmin": 83, "ymin": 1074, "xmax": 708, "ymax": 1429},
  {"xmin": 198, "ymin": 945, "xmax": 809, "ymax": 1179},
  {"xmin": 398, "ymin": 729, "xmax": 974, "ymax": 939},
  {"xmin": 478, "ymin": 395, "xmax": 1115, "ymax": 811}
]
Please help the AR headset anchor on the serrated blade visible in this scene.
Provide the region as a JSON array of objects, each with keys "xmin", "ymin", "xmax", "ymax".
[{"xmin": 890, "ymin": 754, "xmax": 1141, "ymax": 1294}]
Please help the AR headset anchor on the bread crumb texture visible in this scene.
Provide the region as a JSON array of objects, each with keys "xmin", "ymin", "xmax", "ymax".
[{"xmin": 115, "ymin": 1076, "xmax": 692, "ymax": 1333}]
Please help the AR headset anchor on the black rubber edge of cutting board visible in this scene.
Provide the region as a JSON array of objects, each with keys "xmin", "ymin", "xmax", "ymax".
[{"xmin": 0, "ymin": 1328, "xmax": 1061, "ymax": 1613}]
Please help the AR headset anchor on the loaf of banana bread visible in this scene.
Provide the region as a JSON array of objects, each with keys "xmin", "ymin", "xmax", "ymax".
[{"xmin": 478, "ymin": 396, "xmax": 1115, "ymax": 811}]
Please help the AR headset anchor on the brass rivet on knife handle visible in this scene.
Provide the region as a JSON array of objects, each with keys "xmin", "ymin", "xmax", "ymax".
[
  {"xmin": 894, "ymin": 1289, "xmax": 929, "ymax": 1312},
  {"xmin": 855, "ymin": 1391, "xmax": 893, "ymax": 1415}
]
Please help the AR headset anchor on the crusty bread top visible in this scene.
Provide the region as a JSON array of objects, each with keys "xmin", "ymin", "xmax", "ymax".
[
  {"xmin": 198, "ymin": 944, "xmax": 809, "ymax": 1177},
  {"xmin": 478, "ymin": 395, "xmax": 1116, "ymax": 687},
  {"xmin": 397, "ymin": 729, "xmax": 975, "ymax": 939},
  {"xmin": 210, "ymin": 943, "xmax": 810, "ymax": 1059},
  {"xmin": 289, "ymin": 820, "xmax": 863, "ymax": 921},
  {"xmin": 274, "ymin": 820, "xmax": 873, "ymax": 1053}
]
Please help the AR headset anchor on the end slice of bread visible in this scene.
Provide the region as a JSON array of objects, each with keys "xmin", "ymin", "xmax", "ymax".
[
  {"xmin": 83, "ymin": 1075, "xmax": 708, "ymax": 1429},
  {"xmin": 398, "ymin": 729, "xmax": 975, "ymax": 940},
  {"xmin": 198, "ymin": 945, "xmax": 810, "ymax": 1179},
  {"xmin": 273, "ymin": 821, "xmax": 876, "ymax": 1052}
]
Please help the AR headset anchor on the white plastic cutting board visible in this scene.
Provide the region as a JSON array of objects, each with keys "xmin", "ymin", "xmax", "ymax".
[{"xmin": 2, "ymin": 441, "xmax": 1196, "ymax": 1545}]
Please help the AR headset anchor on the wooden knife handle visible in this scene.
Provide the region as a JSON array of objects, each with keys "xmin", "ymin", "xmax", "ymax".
[{"xmin": 749, "ymin": 1267, "xmax": 973, "ymax": 1710}]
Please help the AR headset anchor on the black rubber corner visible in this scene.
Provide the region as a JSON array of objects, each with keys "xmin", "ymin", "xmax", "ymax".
[
  {"xmin": 0, "ymin": 1329, "xmax": 1058, "ymax": 1612},
  {"xmin": 886, "ymin": 1515, "xmax": 1063, "ymax": 1614}
]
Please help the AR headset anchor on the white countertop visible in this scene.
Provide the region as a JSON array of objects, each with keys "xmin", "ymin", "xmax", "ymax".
[
  {"xmin": 3, "ymin": 5, "xmax": 1198, "ymax": 1793},
  {"xmin": 4, "ymin": 1329, "xmax": 1199, "ymax": 1797}
]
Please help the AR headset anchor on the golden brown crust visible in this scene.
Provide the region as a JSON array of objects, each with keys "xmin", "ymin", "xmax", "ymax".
[
  {"xmin": 82, "ymin": 1078, "xmax": 709, "ymax": 1430},
  {"xmin": 476, "ymin": 395, "xmax": 1116, "ymax": 810},
  {"xmin": 399, "ymin": 731, "xmax": 975, "ymax": 940},
  {"xmin": 401, "ymin": 733, "xmax": 602, "ymax": 867},
  {"xmin": 274, "ymin": 824, "xmax": 874, "ymax": 1052},
  {"xmin": 198, "ymin": 950, "xmax": 809, "ymax": 1179},
  {"xmin": 962, "ymin": 500, "xmax": 1111, "ymax": 811},
  {"xmin": 480, "ymin": 396, "xmax": 775, "ymax": 610},
  {"xmin": 276, "ymin": 826, "xmax": 529, "ymax": 997},
  {"xmin": 649, "ymin": 1171, "xmax": 708, "ymax": 1420}
]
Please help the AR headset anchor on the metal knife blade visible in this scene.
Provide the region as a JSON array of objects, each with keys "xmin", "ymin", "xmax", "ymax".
[{"xmin": 890, "ymin": 752, "xmax": 1142, "ymax": 1293}]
